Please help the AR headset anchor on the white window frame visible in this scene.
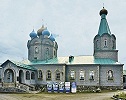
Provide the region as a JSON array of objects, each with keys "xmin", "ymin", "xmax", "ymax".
[
  {"xmin": 79, "ymin": 70, "xmax": 84, "ymax": 80},
  {"xmin": 89, "ymin": 70, "xmax": 94, "ymax": 80},
  {"xmin": 38, "ymin": 70, "xmax": 43, "ymax": 79},
  {"xmin": 107, "ymin": 70, "xmax": 114, "ymax": 80},
  {"xmin": 70, "ymin": 70, "xmax": 75, "ymax": 80}
]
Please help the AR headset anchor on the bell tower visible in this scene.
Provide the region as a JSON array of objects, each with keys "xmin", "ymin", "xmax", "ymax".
[{"xmin": 93, "ymin": 7, "xmax": 118, "ymax": 62}]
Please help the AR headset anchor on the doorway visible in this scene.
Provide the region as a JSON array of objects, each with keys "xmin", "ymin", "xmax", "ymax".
[{"xmin": 19, "ymin": 70, "xmax": 24, "ymax": 83}]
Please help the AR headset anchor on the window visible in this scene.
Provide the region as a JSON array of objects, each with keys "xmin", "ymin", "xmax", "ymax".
[
  {"xmin": 26, "ymin": 71, "xmax": 30, "ymax": 80},
  {"xmin": 56, "ymin": 70, "xmax": 60, "ymax": 80},
  {"xmin": 46, "ymin": 70, "xmax": 51, "ymax": 80},
  {"xmin": 104, "ymin": 39, "xmax": 107, "ymax": 47},
  {"xmin": 108, "ymin": 70, "xmax": 113, "ymax": 80},
  {"xmin": 54, "ymin": 51, "xmax": 56, "ymax": 56},
  {"xmin": 80, "ymin": 70, "xmax": 84, "ymax": 80},
  {"xmin": 96, "ymin": 40, "xmax": 99, "ymax": 49},
  {"xmin": 70, "ymin": 70, "xmax": 75, "ymax": 80},
  {"xmin": 5, "ymin": 69, "xmax": 14, "ymax": 83},
  {"xmin": 31, "ymin": 72, "xmax": 35, "ymax": 80},
  {"xmin": 38, "ymin": 70, "xmax": 43, "ymax": 79},
  {"xmin": 35, "ymin": 47, "xmax": 39, "ymax": 53},
  {"xmin": 45, "ymin": 48, "xmax": 49, "ymax": 60},
  {"xmin": 89, "ymin": 70, "xmax": 94, "ymax": 80},
  {"xmin": 7, "ymin": 70, "xmax": 11, "ymax": 80},
  {"xmin": 112, "ymin": 40, "xmax": 115, "ymax": 49},
  {"xmin": 34, "ymin": 56, "xmax": 38, "ymax": 60}
]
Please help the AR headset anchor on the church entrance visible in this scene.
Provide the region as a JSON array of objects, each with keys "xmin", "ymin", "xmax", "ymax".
[
  {"xmin": 19, "ymin": 70, "xmax": 24, "ymax": 83},
  {"xmin": 4, "ymin": 69, "xmax": 14, "ymax": 83}
]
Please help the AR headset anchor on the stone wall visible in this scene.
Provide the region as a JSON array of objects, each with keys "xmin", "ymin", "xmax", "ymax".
[
  {"xmin": 94, "ymin": 50, "xmax": 118, "ymax": 62},
  {"xmin": 77, "ymin": 85, "xmax": 123, "ymax": 92},
  {"xmin": 0, "ymin": 87, "xmax": 26, "ymax": 93},
  {"xmin": 66, "ymin": 65, "xmax": 99, "ymax": 86}
]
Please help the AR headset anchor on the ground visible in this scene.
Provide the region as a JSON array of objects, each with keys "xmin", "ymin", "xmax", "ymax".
[{"xmin": 0, "ymin": 91, "xmax": 119, "ymax": 100}]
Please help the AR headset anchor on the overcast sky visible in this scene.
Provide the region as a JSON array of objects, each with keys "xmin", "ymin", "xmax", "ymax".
[{"xmin": 0, "ymin": 0, "xmax": 126, "ymax": 69}]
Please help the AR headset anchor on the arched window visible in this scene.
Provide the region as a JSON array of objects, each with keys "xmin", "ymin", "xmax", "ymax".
[
  {"xmin": 46, "ymin": 70, "xmax": 51, "ymax": 80},
  {"xmin": 45, "ymin": 48, "xmax": 49, "ymax": 60},
  {"xmin": 7, "ymin": 70, "xmax": 11, "ymax": 80},
  {"xmin": 80, "ymin": 70, "xmax": 84, "ymax": 80},
  {"xmin": 96, "ymin": 40, "xmax": 99, "ymax": 49},
  {"xmin": 4, "ymin": 69, "xmax": 14, "ymax": 83},
  {"xmin": 38, "ymin": 70, "xmax": 43, "ymax": 79},
  {"xmin": 31, "ymin": 72, "xmax": 35, "ymax": 80},
  {"xmin": 26, "ymin": 71, "xmax": 30, "ymax": 80},
  {"xmin": 89, "ymin": 70, "xmax": 94, "ymax": 80},
  {"xmin": 56, "ymin": 70, "xmax": 60, "ymax": 80},
  {"xmin": 108, "ymin": 70, "xmax": 113, "ymax": 80},
  {"xmin": 54, "ymin": 50, "xmax": 56, "ymax": 56},
  {"xmin": 35, "ymin": 47, "xmax": 39, "ymax": 53},
  {"xmin": 104, "ymin": 39, "xmax": 107, "ymax": 47},
  {"xmin": 112, "ymin": 40, "xmax": 115, "ymax": 49},
  {"xmin": 70, "ymin": 70, "xmax": 75, "ymax": 80}
]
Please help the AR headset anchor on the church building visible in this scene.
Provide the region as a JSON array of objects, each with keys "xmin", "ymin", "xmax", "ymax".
[{"xmin": 0, "ymin": 7, "xmax": 124, "ymax": 92}]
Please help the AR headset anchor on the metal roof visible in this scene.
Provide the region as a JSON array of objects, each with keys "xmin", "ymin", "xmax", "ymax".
[
  {"xmin": 22, "ymin": 56, "xmax": 120, "ymax": 65},
  {"xmin": 98, "ymin": 14, "xmax": 111, "ymax": 36},
  {"xmin": 4, "ymin": 60, "xmax": 37, "ymax": 71}
]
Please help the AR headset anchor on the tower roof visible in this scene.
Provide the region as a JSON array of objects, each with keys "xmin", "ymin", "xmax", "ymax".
[
  {"xmin": 99, "ymin": 7, "xmax": 108, "ymax": 16},
  {"xmin": 29, "ymin": 29, "xmax": 37, "ymax": 38},
  {"xmin": 37, "ymin": 25, "xmax": 46, "ymax": 36},
  {"xmin": 49, "ymin": 34, "xmax": 55, "ymax": 41},
  {"xmin": 98, "ymin": 7, "xmax": 111, "ymax": 36}
]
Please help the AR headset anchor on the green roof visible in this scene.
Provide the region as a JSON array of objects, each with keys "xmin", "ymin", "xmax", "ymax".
[
  {"xmin": 94, "ymin": 58, "xmax": 116, "ymax": 64},
  {"xmin": 10, "ymin": 60, "xmax": 36, "ymax": 71},
  {"xmin": 98, "ymin": 14, "xmax": 111, "ymax": 36},
  {"xmin": 22, "ymin": 56, "xmax": 120, "ymax": 65}
]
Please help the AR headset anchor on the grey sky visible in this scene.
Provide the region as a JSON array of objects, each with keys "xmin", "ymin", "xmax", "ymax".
[{"xmin": 0, "ymin": 0, "xmax": 126, "ymax": 69}]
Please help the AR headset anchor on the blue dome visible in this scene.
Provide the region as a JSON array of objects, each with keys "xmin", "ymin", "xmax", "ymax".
[
  {"xmin": 42, "ymin": 30, "xmax": 50, "ymax": 36},
  {"xmin": 29, "ymin": 29, "xmax": 37, "ymax": 38},
  {"xmin": 49, "ymin": 34, "xmax": 55, "ymax": 41}
]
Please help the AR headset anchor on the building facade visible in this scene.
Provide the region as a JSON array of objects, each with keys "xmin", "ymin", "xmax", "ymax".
[{"xmin": 0, "ymin": 7, "xmax": 124, "ymax": 92}]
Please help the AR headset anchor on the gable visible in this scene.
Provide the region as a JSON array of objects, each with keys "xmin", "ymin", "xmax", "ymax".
[{"xmin": 1, "ymin": 60, "xmax": 36, "ymax": 71}]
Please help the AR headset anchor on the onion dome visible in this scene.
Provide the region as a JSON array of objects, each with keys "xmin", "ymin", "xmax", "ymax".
[
  {"xmin": 29, "ymin": 29, "xmax": 37, "ymax": 38},
  {"xmin": 99, "ymin": 7, "xmax": 108, "ymax": 16},
  {"xmin": 42, "ymin": 29, "xmax": 50, "ymax": 36},
  {"xmin": 49, "ymin": 34, "xmax": 55, "ymax": 41},
  {"xmin": 37, "ymin": 25, "xmax": 46, "ymax": 36}
]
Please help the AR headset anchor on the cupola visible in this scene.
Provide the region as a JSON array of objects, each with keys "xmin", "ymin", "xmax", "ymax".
[
  {"xmin": 42, "ymin": 29, "xmax": 50, "ymax": 36},
  {"xmin": 99, "ymin": 7, "xmax": 108, "ymax": 16},
  {"xmin": 29, "ymin": 29, "xmax": 37, "ymax": 38},
  {"xmin": 37, "ymin": 25, "xmax": 46, "ymax": 36},
  {"xmin": 49, "ymin": 34, "xmax": 55, "ymax": 41}
]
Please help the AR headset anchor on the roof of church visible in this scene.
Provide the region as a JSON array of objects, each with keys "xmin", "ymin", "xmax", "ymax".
[
  {"xmin": 98, "ymin": 7, "xmax": 111, "ymax": 36},
  {"xmin": 1, "ymin": 56, "xmax": 122, "ymax": 71},
  {"xmin": 1, "ymin": 60, "xmax": 36, "ymax": 71},
  {"xmin": 11, "ymin": 60, "xmax": 37, "ymax": 70},
  {"xmin": 22, "ymin": 56, "xmax": 121, "ymax": 65}
]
